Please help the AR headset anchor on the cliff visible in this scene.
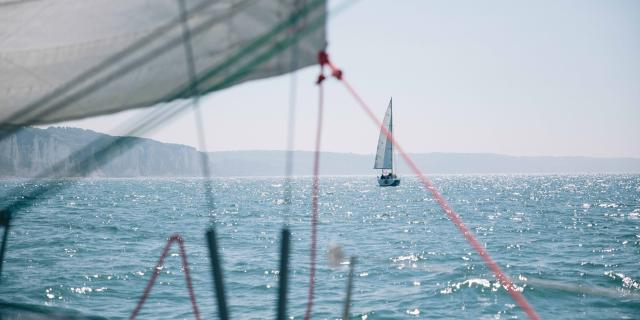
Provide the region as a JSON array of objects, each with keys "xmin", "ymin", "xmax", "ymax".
[{"xmin": 0, "ymin": 127, "xmax": 201, "ymax": 177}]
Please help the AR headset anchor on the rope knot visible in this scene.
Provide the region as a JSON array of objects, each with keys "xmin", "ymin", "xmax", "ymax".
[
  {"xmin": 317, "ymin": 50, "xmax": 329, "ymax": 65},
  {"xmin": 331, "ymin": 68, "xmax": 343, "ymax": 80},
  {"xmin": 317, "ymin": 50, "xmax": 341, "ymax": 80}
]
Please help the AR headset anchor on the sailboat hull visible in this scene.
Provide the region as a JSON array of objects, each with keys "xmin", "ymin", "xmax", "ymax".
[{"xmin": 377, "ymin": 176, "xmax": 400, "ymax": 187}]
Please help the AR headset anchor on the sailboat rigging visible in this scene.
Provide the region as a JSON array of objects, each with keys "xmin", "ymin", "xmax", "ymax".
[{"xmin": 374, "ymin": 98, "xmax": 400, "ymax": 187}]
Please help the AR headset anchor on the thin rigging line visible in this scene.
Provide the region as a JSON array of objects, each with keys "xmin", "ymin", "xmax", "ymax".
[
  {"xmin": 129, "ymin": 234, "xmax": 201, "ymax": 320},
  {"xmin": 178, "ymin": 0, "xmax": 216, "ymax": 213},
  {"xmin": 283, "ymin": 0, "xmax": 303, "ymax": 222},
  {"xmin": 303, "ymin": 60, "xmax": 325, "ymax": 320}
]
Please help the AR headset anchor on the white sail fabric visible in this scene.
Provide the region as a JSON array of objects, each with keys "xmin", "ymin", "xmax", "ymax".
[
  {"xmin": 0, "ymin": 0, "xmax": 326, "ymax": 125},
  {"xmin": 374, "ymin": 99, "xmax": 393, "ymax": 169}
]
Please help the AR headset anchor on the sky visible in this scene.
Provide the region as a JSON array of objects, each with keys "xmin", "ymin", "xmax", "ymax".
[{"xmin": 53, "ymin": 0, "xmax": 640, "ymax": 158}]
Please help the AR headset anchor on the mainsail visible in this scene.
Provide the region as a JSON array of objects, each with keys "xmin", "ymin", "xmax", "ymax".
[
  {"xmin": 0, "ymin": 0, "xmax": 327, "ymax": 125},
  {"xmin": 373, "ymin": 99, "xmax": 393, "ymax": 169}
]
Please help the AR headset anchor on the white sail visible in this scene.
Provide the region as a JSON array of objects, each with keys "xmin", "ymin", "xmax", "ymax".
[
  {"xmin": 0, "ymin": 0, "xmax": 327, "ymax": 125},
  {"xmin": 374, "ymin": 99, "xmax": 393, "ymax": 169}
]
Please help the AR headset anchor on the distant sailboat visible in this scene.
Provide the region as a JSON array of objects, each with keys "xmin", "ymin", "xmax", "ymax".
[{"xmin": 374, "ymin": 98, "xmax": 400, "ymax": 187}]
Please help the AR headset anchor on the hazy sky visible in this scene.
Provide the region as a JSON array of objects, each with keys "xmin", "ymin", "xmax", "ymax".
[{"xmin": 54, "ymin": 0, "xmax": 640, "ymax": 157}]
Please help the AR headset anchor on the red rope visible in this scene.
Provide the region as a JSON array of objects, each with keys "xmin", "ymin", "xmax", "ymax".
[
  {"xmin": 130, "ymin": 234, "xmax": 201, "ymax": 320},
  {"xmin": 318, "ymin": 52, "xmax": 540, "ymax": 320},
  {"xmin": 304, "ymin": 54, "xmax": 326, "ymax": 320}
]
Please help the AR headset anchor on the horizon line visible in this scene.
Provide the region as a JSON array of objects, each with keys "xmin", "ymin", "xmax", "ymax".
[{"xmin": 203, "ymin": 149, "xmax": 640, "ymax": 160}]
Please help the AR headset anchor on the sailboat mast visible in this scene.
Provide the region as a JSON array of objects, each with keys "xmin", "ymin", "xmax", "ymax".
[{"xmin": 389, "ymin": 98, "xmax": 394, "ymax": 174}]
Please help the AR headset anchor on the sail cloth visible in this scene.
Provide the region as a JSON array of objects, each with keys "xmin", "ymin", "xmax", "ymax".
[
  {"xmin": 374, "ymin": 99, "xmax": 393, "ymax": 169},
  {"xmin": 0, "ymin": 0, "xmax": 327, "ymax": 125}
]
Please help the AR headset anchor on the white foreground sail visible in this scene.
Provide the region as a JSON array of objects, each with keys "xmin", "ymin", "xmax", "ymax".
[
  {"xmin": 374, "ymin": 98, "xmax": 400, "ymax": 187},
  {"xmin": 0, "ymin": 0, "xmax": 327, "ymax": 125}
]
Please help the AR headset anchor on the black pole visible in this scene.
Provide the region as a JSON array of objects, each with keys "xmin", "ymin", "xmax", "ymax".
[
  {"xmin": 206, "ymin": 227, "xmax": 229, "ymax": 320},
  {"xmin": 276, "ymin": 228, "xmax": 291, "ymax": 320},
  {"xmin": 342, "ymin": 256, "xmax": 356, "ymax": 320},
  {"xmin": 0, "ymin": 210, "xmax": 11, "ymax": 280},
  {"xmin": 0, "ymin": 223, "xmax": 9, "ymax": 280}
]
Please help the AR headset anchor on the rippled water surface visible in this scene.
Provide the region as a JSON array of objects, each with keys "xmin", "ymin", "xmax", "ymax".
[{"xmin": 2, "ymin": 175, "xmax": 640, "ymax": 319}]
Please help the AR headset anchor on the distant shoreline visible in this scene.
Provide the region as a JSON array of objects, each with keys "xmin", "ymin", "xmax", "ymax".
[{"xmin": 2, "ymin": 127, "xmax": 639, "ymax": 178}]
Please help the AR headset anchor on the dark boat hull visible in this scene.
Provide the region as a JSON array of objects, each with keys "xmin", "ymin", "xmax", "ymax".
[{"xmin": 377, "ymin": 176, "xmax": 400, "ymax": 187}]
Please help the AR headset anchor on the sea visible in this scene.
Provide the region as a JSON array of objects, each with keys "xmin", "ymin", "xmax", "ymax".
[{"xmin": 1, "ymin": 175, "xmax": 639, "ymax": 319}]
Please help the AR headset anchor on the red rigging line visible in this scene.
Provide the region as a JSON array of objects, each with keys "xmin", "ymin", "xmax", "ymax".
[
  {"xmin": 314, "ymin": 50, "xmax": 540, "ymax": 320},
  {"xmin": 304, "ymin": 54, "xmax": 326, "ymax": 320},
  {"xmin": 130, "ymin": 234, "xmax": 201, "ymax": 320}
]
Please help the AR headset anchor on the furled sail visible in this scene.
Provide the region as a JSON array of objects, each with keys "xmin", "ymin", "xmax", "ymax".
[
  {"xmin": 0, "ymin": 0, "xmax": 327, "ymax": 125},
  {"xmin": 374, "ymin": 99, "xmax": 393, "ymax": 169}
]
